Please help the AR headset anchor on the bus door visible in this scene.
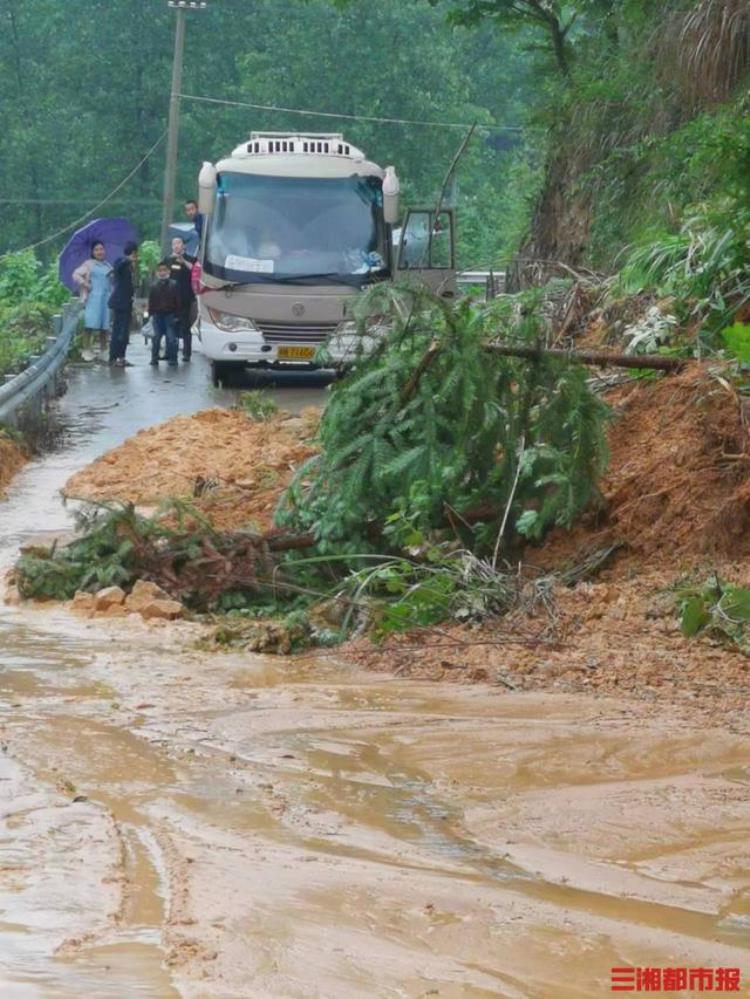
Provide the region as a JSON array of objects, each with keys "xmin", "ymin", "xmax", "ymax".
[{"xmin": 395, "ymin": 208, "xmax": 456, "ymax": 298}]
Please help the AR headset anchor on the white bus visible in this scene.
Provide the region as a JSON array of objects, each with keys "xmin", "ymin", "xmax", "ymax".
[{"xmin": 194, "ymin": 132, "xmax": 456, "ymax": 385}]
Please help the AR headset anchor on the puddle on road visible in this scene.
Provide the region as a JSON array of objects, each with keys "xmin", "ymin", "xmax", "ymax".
[{"xmin": 1, "ymin": 612, "xmax": 750, "ymax": 996}]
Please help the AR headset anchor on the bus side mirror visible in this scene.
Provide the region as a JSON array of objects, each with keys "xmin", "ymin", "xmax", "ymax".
[
  {"xmin": 383, "ymin": 165, "xmax": 400, "ymax": 225},
  {"xmin": 198, "ymin": 162, "xmax": 217, "ymax": 216}
]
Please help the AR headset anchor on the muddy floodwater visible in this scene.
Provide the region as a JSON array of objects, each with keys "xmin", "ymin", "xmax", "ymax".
[{"xmin": 1, "ymin": 343, "xmax": 749, "ymax": 997}]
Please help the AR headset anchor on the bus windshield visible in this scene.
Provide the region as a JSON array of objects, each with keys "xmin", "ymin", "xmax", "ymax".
[{"xmin": 204, "ymin": 173, "xmax": 388, "ymax": 286}]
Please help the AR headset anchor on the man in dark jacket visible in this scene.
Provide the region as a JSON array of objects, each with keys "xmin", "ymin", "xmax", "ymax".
[
  {"xmin": 108, "ymin": 240, "xmax": 138, "ymax": 367},
  {"xmin": 148, "ymin": 260, "xmax": 180, "ymax": 367},
  {"xmin": 185, "ymin": 199, "xmax": 204, "ymax": 241},
  {"xmin": 169, "ymin": 236, "xmax": 196, "ymax": 361}
]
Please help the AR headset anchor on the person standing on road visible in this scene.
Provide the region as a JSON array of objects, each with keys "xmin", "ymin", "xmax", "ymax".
[
  {"xmin": 108, "ymin": 241, "xmax": 138, "ymax": 367},
  {"xmin": 148, "ymin": 260, "xmax": 180, "ymax": 368},
  {"xmin": 72, "ymin": 240, "xmax": 112, "ymax": 361},
  {"xmin": 185, "ymin": 199, "xmax": 204, "ymax": 242},
  {"xmin": 169, "ymin": 236, "xmax": 196, "ymax": 361}
]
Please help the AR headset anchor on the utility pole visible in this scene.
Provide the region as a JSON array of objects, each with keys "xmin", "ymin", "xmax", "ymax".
[{"xmin": 160, "ymin": 1, "xmax": 207, "ymax": 252}]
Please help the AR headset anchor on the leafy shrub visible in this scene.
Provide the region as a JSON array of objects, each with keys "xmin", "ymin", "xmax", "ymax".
[
  {"xmin": 721, "ymin": 322, "xmax": 750, "ymax": 365},
  {"xmin": 617, "ymin": 201, "xmax": 750, "ymax": 332},
  {"xmin": 677, "ymin": 574, "xmax": 750, "ymax": 655},
  {"xmin": 0, "ymin": 250, "xmax": 70, "ymax": 377},
  {"xmin": 137, "ymin": 240, "xmax": 162, "ymax": 282},
  {"xmin": 332, "ymin": 545, "xmax": 516, "ymax": 641},
  {"xmin": 277, "ymin": 285, "xmax": 609, "ymax": 554},
  {"xmin": 239, "ymin": 390, "xmax": 279, "ymax": 422},
  {"xmin": 622, "ymin": 306, "xmax": 678, "ymax": 355}
]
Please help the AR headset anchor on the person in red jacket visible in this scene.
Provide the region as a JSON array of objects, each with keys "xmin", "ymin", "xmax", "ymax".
[{"xmin": 148, "ymin": 260, "xmax": 180, "ymax": 367}]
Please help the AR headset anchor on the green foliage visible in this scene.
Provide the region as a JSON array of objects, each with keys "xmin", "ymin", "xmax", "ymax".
[
  {"xmin": 721, "ymin": 322, "xmax": 750, "ymax": 364},
  {"xmin": 15, "ymin": 504, "xmax": 145, "ymax": 601},
  {"xmin": 334, "ymin": 545, "xmax": 515, "ymax": 640},
  {"xmin": 138, "ymin": 239, "xmax": 162, "ymax": 278},
  {"xmin": 277, "ymin": 285, "xmax": 609, "ymax": 554},
  {"xmin": 0, "ymin": 250, "xmax": 70, "ymax": 377},
  {"xmin": 433, "ymin": 0, "xmax": 611, "ymax": 77},
  {"xmin": 238, "ymin": 390, "xmax": 279, "ymax": 422},
  {"xmin": 507, "ymin": 0, "xmax": 750, "ymax": 275},
  {"xmin": 677, "ymin": 574, "xmax": 750, "ymax": 656},
  {"xmin": 14, "ymin": 500, "xmax": 274, "ymax": 610},
  {"xmin": 617, "ymin": 201, "xmax": 750, "ymax": 332}
]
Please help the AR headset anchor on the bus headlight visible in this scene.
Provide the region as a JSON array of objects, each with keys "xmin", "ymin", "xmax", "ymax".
[{"xmin": 207, "ymin": 308, "xmax": 259, "ymax": 333}]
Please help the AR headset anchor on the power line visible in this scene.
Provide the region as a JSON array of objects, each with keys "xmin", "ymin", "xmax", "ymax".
[
  {"xmin": 179, "ymin": 92, "xmax": 524, "ymax": 132},
  {"xmin": 0, "ymin": 131, "xmax": 167, "ymax": 261}
]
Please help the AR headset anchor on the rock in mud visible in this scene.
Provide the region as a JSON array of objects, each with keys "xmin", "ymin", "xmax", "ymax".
[
  {"xmin": 124, "ymin": 579, "xmax": 171, "ymax": 612},
  {"xmin": 138, "ymin": 597, "xmax": 184, "ymax": 621},
  {"xmin": 94, "ymin": 586, "xmax": 126, "ymax": 611},
  {"xmin": 71, "ymin": 590, "xmax": 96, "ymax": 614}
]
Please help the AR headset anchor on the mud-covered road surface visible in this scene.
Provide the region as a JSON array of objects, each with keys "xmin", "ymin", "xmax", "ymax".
[{"xmin": 1, "ymin": 343, "xmax": 749, "ymax": 997}]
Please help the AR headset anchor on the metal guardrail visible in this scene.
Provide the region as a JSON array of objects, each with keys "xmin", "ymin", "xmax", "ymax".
[
  {"xmin": 456, "ymin": 270, "xmax": 506, "ymax": 297},
  {"xmin": 0, "ymin": 300, "xmax": 80, "ymax": 427}
]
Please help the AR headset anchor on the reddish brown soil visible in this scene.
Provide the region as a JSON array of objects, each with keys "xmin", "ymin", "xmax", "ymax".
[
  {"xmin": 533, "ymin": 364, "xmax": 750, "ymax": 568},
  {"xmin": 343, "ymin": 562, "xmax": 750, "ymax": 731},
  {"xmin": 0, "ymin": 432, "xmax": 27, "ymax": 496},
  {"xmin": 62, "ymin": 408, "xmax": 319, "ymax": 532}
]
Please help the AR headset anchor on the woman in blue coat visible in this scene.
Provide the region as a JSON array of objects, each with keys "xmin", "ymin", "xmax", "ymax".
[{"xmin": 73, "ymin": 241, "xmax": 113, "ymax": 360}]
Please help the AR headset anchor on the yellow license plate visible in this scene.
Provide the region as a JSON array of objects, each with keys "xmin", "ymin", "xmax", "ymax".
[{"xmin": 277, "ymin": 345, "xmax": 316, "ymax": 361}]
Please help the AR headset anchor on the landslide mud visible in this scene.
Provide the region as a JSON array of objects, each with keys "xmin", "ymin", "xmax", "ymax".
[
  {"xmin": 1, "ymin": 346, "xmax": 750, "ymax": 996},
  {"xmin": 63, "ymin": 407, "xmax": 319, "ymax": 532},
  {"xmin": 0, "ymin": 432, "xmax": 27, "ymax": 497}
]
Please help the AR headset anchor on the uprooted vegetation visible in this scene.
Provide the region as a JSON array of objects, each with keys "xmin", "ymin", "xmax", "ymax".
[{"xmin": 278, "ymin": 284, "xmax": 609, "ymax": 550}]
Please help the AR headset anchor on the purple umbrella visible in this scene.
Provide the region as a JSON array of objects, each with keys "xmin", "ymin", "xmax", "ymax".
[{"xmin": 58, "ymin": 217, "xmax": 139, "ymax": 293}]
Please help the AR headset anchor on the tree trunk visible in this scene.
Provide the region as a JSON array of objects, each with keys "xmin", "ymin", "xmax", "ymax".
[
  {"xmin": 484, "ymin": 343, "xmax": 686, "ymax": 371},
  {"xmin": 549, "ymin": 17, "xmax": 570, "ymax": 76}
]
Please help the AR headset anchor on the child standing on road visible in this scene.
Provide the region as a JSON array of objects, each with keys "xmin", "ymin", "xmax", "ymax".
[{"xmin": 148, "ymin": 260, "xmax": 180, "ymax": 367}]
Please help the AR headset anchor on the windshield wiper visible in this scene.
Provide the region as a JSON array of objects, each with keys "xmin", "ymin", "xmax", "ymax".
[
  {"xmin": 214, "ymin": 282, "xmax": 258, "ymax": 292},
  {"xmin": 275, "ymin": 273, "xmax": 355, "ymax": 286}
]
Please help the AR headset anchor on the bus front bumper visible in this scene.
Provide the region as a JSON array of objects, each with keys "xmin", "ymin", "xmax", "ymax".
[{"xmin": 199, "ymin": 320, "xmax": 378, "ymax": 368}]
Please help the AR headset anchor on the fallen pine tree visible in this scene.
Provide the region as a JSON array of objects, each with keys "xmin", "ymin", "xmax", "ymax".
[{"xmin": 279, "ymin": 284, "xmax": 611, "ymax": 552}]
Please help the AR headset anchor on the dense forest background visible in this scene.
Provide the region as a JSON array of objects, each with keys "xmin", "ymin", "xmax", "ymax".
[
  {"xmin": 1, "ymin": 0, "xmax": 749, "ymax": 276},
  {"xmin": 0, "ymin": 0, "xmax": 536, "ymax": 266}
]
